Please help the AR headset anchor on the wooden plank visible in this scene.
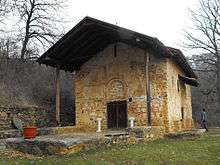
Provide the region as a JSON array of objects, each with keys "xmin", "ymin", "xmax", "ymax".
[
  {"xmin": 107, "ymin": 101, "xmax": 127, "ymax": 129},
  {"xmin": 63, "ymin": 32, "xmax": 113, "ymax": 64},
  {"xmin": 117, "ymin": 101, "xmax": 127, "ymax": 128},
  {"xmin": 145, "ymin": 51, "xmax": 151, "ymax": 126}
]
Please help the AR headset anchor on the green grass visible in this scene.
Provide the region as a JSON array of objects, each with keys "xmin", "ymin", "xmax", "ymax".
[{"xmin": 1, "ymin": 130, "xmax": 220, "ymax": 165}]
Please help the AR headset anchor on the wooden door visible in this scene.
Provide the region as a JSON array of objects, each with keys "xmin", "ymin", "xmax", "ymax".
[{"xmin": 107, "ymin": 101, "xmax": 127, "ymax": 129}]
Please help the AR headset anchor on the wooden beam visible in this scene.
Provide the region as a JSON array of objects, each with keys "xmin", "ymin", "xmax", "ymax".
[
  {"xmin": 61, "ymin": 31, "xmax": 111, "ymax": 64},
  {"xmin": 55, "ymin": 66, "xmax": 61, "ymax": 125},
  {"xmin": 59, "ymin": 28, "xmax": 100, "ymax": 62},
  {"xmin": 65, "ymin": 35, "xmax": 115, "ymax": 65},
  {"xmin": 145, "ymin": 51, "xmax": 151, "ymax": 126}
]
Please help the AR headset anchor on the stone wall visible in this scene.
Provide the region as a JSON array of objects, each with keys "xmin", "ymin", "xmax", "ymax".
[
  {"xmin": 0, "ymin": 106, "xmax": 56, "ymax": 130},
  {"xmin": 148, "ymin": 57, "xmax": 193, "ymax": 133},
  {"xmin": 75, "ymin": 43, "xmax": 148, "ymax": 131},
  {"xmin": 166, "ymin": 59, "xmax": 193, "ymax": 132},
  {"xmin": 149, "ymin": 55, "xmax": 169, "ymax": 132},
  {"xmin": 74, "ymin": 42, "xmax": 194, "ymax": 133}
]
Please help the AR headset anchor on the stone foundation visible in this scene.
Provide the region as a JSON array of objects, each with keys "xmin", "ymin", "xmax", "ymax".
[
  {"xmin": 5, "ymin": 127, "xmax": 165, "ymax": 155},
  {"xmin": 126, "ymin": 126, "xmax": 164, "ymax": 142},
  {"xmin": 166, "ymin": 129, "xmax": 206, "ymax": 139}
]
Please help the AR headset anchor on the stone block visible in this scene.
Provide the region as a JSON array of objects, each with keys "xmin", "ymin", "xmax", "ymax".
[
  {"xmin": 126, "ymin": 126, "xmax": 164, "ymax": 141},
  {"xmin": 166, "ymin": 129, "xmax": 206, "ymax": 139}
]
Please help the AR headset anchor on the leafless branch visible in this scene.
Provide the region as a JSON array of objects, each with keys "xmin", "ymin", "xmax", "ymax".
[
  {"xmin": 13, "ymin": 0, "xmax": 66, "ymax": 59},
  {"xmin": 185, "ymin": 0, "xmax": 220, "ymax": 105}
]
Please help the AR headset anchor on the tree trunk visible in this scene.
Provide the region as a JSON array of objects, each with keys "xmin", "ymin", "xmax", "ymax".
[
  {"xmin": 20, "ymin": 36, "xmax": 29, "ymax": 59},
  {"xmin": 217, "ymin": 56, "xmax": 220, "ymax": 108},
  {"xmin": 19, "ymin": 1, "xmax": 35, "ymax": 59}
]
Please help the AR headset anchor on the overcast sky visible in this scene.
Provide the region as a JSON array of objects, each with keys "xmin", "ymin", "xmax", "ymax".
[{"xmin": 65, "ymin": 0, "xmax": 199, "ymax": 56}]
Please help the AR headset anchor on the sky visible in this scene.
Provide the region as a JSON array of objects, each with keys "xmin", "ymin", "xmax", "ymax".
[
  {"xmin": 0, "ymin": 0, "xmax": 200, "ymax": 56},
  {"xmin": 65, "ymin": 0, "xmax": 199, "ymax": 56}
]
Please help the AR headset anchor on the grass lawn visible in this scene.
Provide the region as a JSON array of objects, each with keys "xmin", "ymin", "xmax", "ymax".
[{"xmin": 0, "ymin": 129, "xmax": 220, "ymax": 165}]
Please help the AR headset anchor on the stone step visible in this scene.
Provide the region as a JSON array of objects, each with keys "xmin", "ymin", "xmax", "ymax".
[
  {"xmin": 104, "ymin": 131, "xmax": 129, "ymax": 137},
  {"xmin": 136, "ymin": 138, "xmax": 144, "ymax": 143}
]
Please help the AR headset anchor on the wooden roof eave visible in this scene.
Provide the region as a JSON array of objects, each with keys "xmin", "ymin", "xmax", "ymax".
[{"xmin": 37, "ymin": 16, "xmax": 197, "ymax": 78}]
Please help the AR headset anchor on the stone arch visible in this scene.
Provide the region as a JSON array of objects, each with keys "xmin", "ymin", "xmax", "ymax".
[{"xmin": 106, "ymin": 78, "xmax": 127, "ymax": 100}]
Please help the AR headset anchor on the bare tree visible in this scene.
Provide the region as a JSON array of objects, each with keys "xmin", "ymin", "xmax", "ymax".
[
  {"xmin": 0, "ymin": 37, "xmax": 19, "ymax": 58},
  {"xmin": 185, "ymin": 0, "xmax": 220, "ymax": 107},
  {"xmin": 0, "ymin": 0, "xmax": 6, "ymax": 22},
  {"xmin": 13, "ymin": 0, "xmax": 66, "ymax": 59},
  {"xmin": 0, "ymin": 0, "xmax": 11, "ymax": 25}
]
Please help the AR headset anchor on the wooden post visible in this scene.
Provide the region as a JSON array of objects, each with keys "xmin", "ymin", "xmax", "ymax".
[
  {"xmin": 145, "ymin": 51, "xmax": 151, "ymax": 126},
  {"xmin": 55, "ymin": 66, "xmax": 61, "ymax": 125}
]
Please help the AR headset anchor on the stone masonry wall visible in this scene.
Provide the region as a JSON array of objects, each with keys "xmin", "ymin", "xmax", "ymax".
[
  {"xmin": 149, "ymin": 55, "xmax": 169, "ymax": 132},
  {"xmin": 0, "ymin": 106, "xmax": 56, "ymax": 130},
  {"xmin": 148, "ymin": 56, "xmax": 193, "ymax": 133},
  {"xmin": 75, "ymin": 43, "xmax": 149, "ymax": 131},
  {"xmin": 74, "ymin": 43, "xmax": 193, "ymax": 133},
  {"xmin": 166, "ymin": 59, "xmax": 193, "ymax": 132}
]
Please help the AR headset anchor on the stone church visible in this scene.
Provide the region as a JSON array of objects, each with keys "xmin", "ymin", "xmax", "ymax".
[{"xmin": 37, "ymin": 17, "xmax": 198, "ymax": 133}]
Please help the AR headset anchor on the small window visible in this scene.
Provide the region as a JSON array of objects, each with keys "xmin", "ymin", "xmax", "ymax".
[
  {"xmin": 177, "ymin": 80, "xmax": 180, "ymax": 92},
  {"xmin": 181, "ymin": 107, "xmax": 184, "ymax": 120}
]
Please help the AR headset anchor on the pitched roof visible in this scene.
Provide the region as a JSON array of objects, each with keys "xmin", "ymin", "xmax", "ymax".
[{"xmin": 37, "ymin": 16, "xmax": 197, "ymax": 78}]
